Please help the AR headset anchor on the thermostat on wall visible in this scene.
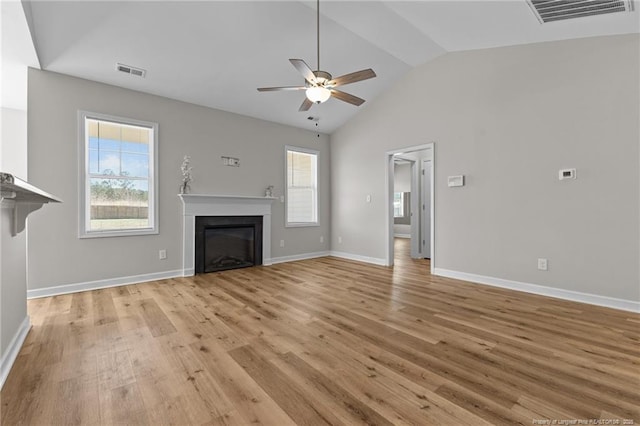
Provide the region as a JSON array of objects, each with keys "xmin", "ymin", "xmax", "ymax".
[
  {"xmin": 447, "ymin": 175, "xmax": 464, "ymax": 187},
  {"xmin": 558, "ymin": 168, "xmax": 576, "ymax": 180}
]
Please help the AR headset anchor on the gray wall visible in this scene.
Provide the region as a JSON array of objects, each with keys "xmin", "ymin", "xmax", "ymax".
[
  {"xmin": 1, "ymin": 207, "xmax": 27, "ymax": 357},
  {"xmin": 331, "ymin": 34, "xmax": 639, "ymax": 302},
  {"xmin": 1, "ymin": 108, "xmax": 28, "ymax": 359},
  {"xmin": 394, "ymin": 163, "xmax": 411, "ymax": 193},
  {"xmin": 1, "ymin": 108, "xmax": 28, "ymax": 178},
  {"xmin": 27, "ymin": 69, "xmax": 330, "ymax": 291}
]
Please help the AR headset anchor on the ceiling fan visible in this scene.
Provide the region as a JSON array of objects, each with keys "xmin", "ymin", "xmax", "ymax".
[{"xmin": 257, "ymin": 0, "xmax": 376, "ymax": 112}]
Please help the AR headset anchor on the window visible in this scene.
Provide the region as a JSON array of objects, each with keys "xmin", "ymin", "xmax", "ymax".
[
  {"xmin": 393, "ymin": 192, "xmax": 405, "ymax": 218},
  {"xmin": 79, "ymin": 111, "xmax": 158, "ymax": 238},
  {"xmin": 286, "ymin": 146, "xmax": 318, "ymax": 226}
]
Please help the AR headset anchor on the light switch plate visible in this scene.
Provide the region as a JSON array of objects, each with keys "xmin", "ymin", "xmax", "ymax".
[{"xmin": 447, "ymin": 175, "xmax": 464, "ymax": 187}]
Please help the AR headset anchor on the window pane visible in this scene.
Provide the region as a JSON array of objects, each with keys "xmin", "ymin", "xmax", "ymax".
[
  {"xmin": 98, "ymin": 150, "xmax": 121, "ymax": 175},
  {"xmin": 394, "ymin": 192, "xmax": 404, "ymax": 217},
  {"xmin": 121, "ymin": 141, "xmax": 149, "ymax": 154},
  {"xmin": 288, "ymin": 188, "xmax": 315, "ymax": 223},
  {"xmin": 121, "ymin": 152, "xmax": 149, "ymax": 178},
  {"xmin": 82, "ymin": 113, "xmax": 156, "ymax": 237},
  {"xmin": 98, "ymin": 138, "xmax": 121, "ymax": 152},
  {"xmin": 286, "ymin": 148, "xmax": 318, "ymax": 225},
  {"xmin": 89, "ymin": 177, "xmax": 149, "ymax": 231},
  {"xmin": 89, "ymin": 136, "xmax": 99, "ymax": 150},
  {"xmin": 88, "ymin": 148, "xmax": 99, "ymax": 174}
]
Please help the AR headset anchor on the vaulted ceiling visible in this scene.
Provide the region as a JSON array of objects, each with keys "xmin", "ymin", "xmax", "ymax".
[{"xmin": 22, "ymin": 0, "xmax": 640, "ymax": 133}]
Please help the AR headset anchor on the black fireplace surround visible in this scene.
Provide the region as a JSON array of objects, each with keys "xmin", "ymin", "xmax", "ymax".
[{"xmin": 195, "ymin": 216, "xmax": 263, "ymax": 273}]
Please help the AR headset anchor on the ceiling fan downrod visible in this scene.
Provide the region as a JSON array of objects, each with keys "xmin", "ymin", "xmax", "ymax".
[{"xmin": 316, "ymin": 0, "xmax": 320, "ymax": 73}]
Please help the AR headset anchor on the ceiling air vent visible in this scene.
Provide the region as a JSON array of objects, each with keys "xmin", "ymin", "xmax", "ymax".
[
  {"xmin": 116, "ymin": 63, "xmax": 146, "ymax": 78},
  {"xmin": 527, "ymin": 0, "xmax": 634, "ymax": 23}
]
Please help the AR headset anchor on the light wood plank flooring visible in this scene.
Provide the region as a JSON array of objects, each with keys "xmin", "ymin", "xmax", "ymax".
[{"xmin": 2, "ymin": 239, "xmax": 639, "ymax": 425}]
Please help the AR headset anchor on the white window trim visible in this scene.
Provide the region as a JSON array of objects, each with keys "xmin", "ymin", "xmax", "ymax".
[
  {"xmin": 78, "ymin": 110, "xmax": 159, "ymax": 238},
  {"xmin": 285, "ymin": 145, "xmax": 320, "ymax": 228}
]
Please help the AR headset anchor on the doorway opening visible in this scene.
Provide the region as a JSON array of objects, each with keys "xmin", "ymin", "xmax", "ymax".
[{"xmin": 385, "ymin": 143, "xmax": 434, "ymax": 271}]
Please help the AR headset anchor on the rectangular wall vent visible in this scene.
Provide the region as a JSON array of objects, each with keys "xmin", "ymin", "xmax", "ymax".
[
  {"xmin": 116, "ymin": 63, "xmax": 146, "ymax": 78},
  {"xmin": 528, "ymin": 0, "xmax": 634, "ymax": 23}
]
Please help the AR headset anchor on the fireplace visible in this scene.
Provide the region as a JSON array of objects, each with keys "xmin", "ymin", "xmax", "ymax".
[
  {"xmin": 179, "ymin": 194, "xmax": 275, "ymax": 276},
  {"xmin": 195, "ymin": 216, "xmax": 263, "ymax": 273}
]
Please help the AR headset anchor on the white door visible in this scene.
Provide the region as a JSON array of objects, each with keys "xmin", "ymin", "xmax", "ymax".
[
  {"xmin": 409, "ymin": 160, "xmax": 420, "ymax": 258},
  {"xmin": 421, "ymin": 160, "xmax": 432, "ymax": 259}
]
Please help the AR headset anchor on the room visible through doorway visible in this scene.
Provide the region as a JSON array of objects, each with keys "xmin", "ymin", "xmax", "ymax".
[{"xmin": 386, "ymin": 143, "xmax": 434, "ymax": 271}]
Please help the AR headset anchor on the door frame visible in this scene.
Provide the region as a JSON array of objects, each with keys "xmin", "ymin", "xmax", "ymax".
[{"xmin": 385, "ymin": 142, "xmax": 435, "ymax": 271}]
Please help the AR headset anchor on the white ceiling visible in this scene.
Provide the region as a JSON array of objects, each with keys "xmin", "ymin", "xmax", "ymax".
[
  {"xmin": 2, "ymin": 0, "xmax": 39, "ymax": 110},
  {"xmin": 22, "ymin": 0, "xmax": 640, "ymax": 133}
]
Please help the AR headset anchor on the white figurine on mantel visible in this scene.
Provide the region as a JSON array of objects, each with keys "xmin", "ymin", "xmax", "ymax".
[
  {"xmin": 265, "ymin": 185, "xmax": 274, "ymax": 198},
  {"xmin": 180, "ymin": 155, "xmax": 192, "ymax": 194}
]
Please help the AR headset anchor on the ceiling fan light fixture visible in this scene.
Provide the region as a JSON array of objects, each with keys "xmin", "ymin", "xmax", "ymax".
[{"xmin": 306, "ymin": 86, "xmax": 331, "ymax": 103}]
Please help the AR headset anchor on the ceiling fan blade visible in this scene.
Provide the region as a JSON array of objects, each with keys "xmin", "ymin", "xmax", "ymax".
[
  {"xmin": 290, "ymin": 59, "xmax": 316, "ymax": 83},
  {"xmin": 331, "ymin": 89, "xmax": 365, "ymax": 106},
  {"xmin": 328, "ymin": 69, "xmax": 376, "ymax": 87},
  {"xmin": 299, "ymin": 97, "xmax": 314, "ymax": 112},
  {"xmin": 257, "ymin": 86, "xmax": 306, "ymax": 92}
]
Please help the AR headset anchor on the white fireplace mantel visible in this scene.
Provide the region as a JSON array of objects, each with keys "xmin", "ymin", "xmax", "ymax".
[{"xmin": 179, "ymin": 194, "xmax": 276, "ymax": 276}]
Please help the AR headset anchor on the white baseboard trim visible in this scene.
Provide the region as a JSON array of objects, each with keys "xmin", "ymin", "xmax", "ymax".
[
  {"xmin": 270, "ymin": 251, "xmax": 331, "ymax": 265},
  {"xmin": 1, "ymin": 315, "xmax": 31, "ymax": 389},
  {"xmin": 433, "ymin": 268, "xmax": 640, "ymax": 313},
  {"xmin": 330, "ymin": 251, "xmax": 388, "ymax": 266},
  {"xmin": 394, "ymin": 233, "xmax": 411, "ymax": 239},
  {"xmin": 27, "ymin": 269, "xmax": 184, "ymax": 299}
]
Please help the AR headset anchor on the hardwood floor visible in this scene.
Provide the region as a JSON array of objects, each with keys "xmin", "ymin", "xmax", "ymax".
[{"xmin": 2, "ymin": 238, "xmax": 639, "ymax": 425}]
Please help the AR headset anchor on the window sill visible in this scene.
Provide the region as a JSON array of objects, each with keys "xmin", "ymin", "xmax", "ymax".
[
  {"xmin": 285, "ymin": 222, "xmax": 320, "ymax": 228},
  {"xmin": 79, "ymin": 228, "xmax": 158, "ymax": 239}
]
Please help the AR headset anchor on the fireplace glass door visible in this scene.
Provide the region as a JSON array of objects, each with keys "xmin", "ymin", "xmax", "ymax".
[{"xmin": 204, "ymin": 226, "xmax": 255, "ymax": 272}]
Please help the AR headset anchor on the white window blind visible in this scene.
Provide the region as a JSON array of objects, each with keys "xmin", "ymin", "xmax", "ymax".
[{"xmin": 286, "ymin": 147, "xmax": 318, "ymax": 226}]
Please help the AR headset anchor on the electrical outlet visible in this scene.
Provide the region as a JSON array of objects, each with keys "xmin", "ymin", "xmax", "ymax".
[
  {"xmin": 280, "ymin": 240, "xmax": 285, "ymax": 247},
  {"xmin": 159, "ymin": 249, "xmax": 167, "ymax": 260},
  {"xmin": 280, "ymin": 195, "xmax": 285, "ymax": 203},
  {"xmin": 320, "ymin": 236, "xmax": 324, "ymax": 243},
  {"xmin": 537, "ymin": 258, "xmax": 548, "ymax": 271},
  {"xmin": 338, "ymin": 236, "xmax": 342, "ymax": 244},
  {"xmin": 366, "ymin": 194, "xmax": 371, "ymax": 203}
]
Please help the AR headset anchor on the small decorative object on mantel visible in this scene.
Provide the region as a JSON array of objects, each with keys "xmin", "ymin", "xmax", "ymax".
[
  {"xmin": 180, "ymin": 155, "xmax": 192, "ymax": 194},
  {"xmin": 265, "ymin": 185, "xmax": 274, "ymax": 198}
]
